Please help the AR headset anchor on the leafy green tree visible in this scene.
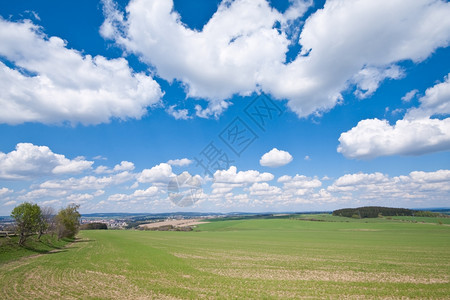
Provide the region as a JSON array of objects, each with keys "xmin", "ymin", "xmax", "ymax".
[
  {"xmin": 56, "ymin": 204, "xmax": 81, "ymax": 239},
  {"xmin": 11, "ymin": 202, "xmax": 42, "ymax": 245}
]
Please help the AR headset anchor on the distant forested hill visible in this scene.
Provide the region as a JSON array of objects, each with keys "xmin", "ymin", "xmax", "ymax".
[{"xmin": 332, "ymin": 206, "xmax": 445, "ymax": 218}]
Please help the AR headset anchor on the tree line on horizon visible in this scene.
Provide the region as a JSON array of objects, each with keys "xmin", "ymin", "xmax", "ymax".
[
  {"xmin": 79, "ymin": 222, "xmax": 107, "ymax": 230},
  {"xmin": 332, "ymin": 206, "xmax": 445, "ymax": 219},
  {"xmin": 10, "ymin": 202, "xmax": 81, "ymax": 245}
]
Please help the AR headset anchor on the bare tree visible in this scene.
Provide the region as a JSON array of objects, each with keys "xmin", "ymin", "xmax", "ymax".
[{"xmin": 38, "ymin": 206, "xmax": 56, "ymax": 240}]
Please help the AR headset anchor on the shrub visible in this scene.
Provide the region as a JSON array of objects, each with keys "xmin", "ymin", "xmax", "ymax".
[
  {"xmin": 80, "ymin": 223, "xmax": 108, "ymax": 230},
  {"xmin": 56, "ymin": 204, "xmax": 81, "ymax": 239}
]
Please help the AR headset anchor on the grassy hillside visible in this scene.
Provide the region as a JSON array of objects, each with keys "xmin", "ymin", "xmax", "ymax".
[
  {"xmin": 0, "ymin": 234, "xmax": 72, "ymax": 264},
  {"xmin": 0, "ymin": 218, "xmax": 449, "ymax": 298}
]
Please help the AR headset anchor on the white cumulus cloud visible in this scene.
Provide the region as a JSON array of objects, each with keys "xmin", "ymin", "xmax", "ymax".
[
  {"xmin": 338, "ymin": 74, "xmax": 450, "ymax": 159},
  {"xmin": 328, "ymin": 172, "xmax": 389, "ymax": 192},
  {"xmin": 247, "ymin": 182, "xmax": 282, "ymax": 196},
  {"xmin": 278, "ymin": 174, "xmax": 321, "ymax": 187},
  {"xmin": 260, "ymin": 148, "xmax": 293, "ymax": 167},
  {"xmin": 326, "ymin": 170, "xmax": 450, "ymax": 207},
  {"xmin": 214, "ymin": 166, "xmax": 274, "ymax": 183},
  {"xmin": 338, "ymin": 118, "xmax": 450, "ymax": 159},
  {"xmin": 108, "ymin": 186, "xmax": 160, "ymax": 202},
  {"xmin": 18, "ymin": 189, "xmax": 68, "ymax": 201},
  {"xmin": 0, "ymin": 143, "xmax": 93, "ymax": 180},
  {"xmin": 402, "ymin": 89, "xmax": 419, "ymax": 102},
  {"xmin": 101, "ymin": 0, "xmax": 450, "ymax": 118},
  {"xmin": 166, "ymin": 105, "xmax": 191, "ymax": 120},
  {"xmin": 0, "ymin": 18, "xmax": 162, "ymax": 125},
  {"xmin": 406, "ymin": 73, "xmax": 450, "ymax": 120},
  {"xmin": 137, "ymin": 163, "xmax": 174, "ymax": 183},
  {"xmin": 95, "ymin": 161, "xmax": 135, "ymax": 174},
  {"xmin": 41, "ymin": 199, "xmax": 61, "ymax": 206},
  {"xmin": 0, "ymin": 188, "xmax": 12, "ymax": 197},
  {"xmin": 39, "ymin": 171, "xmax": 134, "ymax": 191},
  {"xmin": 113, "ymin": 161, "xmax": 135, "ymax": 172},
  {"xmin": 167, "ymin": 158, "xmax": 193, "ymax": 167},
  {"xmin": 67, "ymin": 193, "xmax": 95, "ymax": 204}
]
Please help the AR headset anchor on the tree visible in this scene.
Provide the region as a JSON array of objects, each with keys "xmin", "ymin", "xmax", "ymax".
[
  {"xmin": 80, "ymin": 222, "xmax": 108, "ymax": 230},
  {"xmin": 38, "ymin": 206, "xmax": 56, "ymax": 240},
  {"xmin": 56, "ymin": 204, "xmax": 81, "ymax": 239},
  {"xmin": 11, "ymin": 202, "xmax": 42, "ymax": 245}
]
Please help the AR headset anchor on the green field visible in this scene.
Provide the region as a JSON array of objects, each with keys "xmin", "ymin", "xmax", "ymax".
[{"xmin": 1, "ymin": 218, "xmax": 449, "ymax": 299}]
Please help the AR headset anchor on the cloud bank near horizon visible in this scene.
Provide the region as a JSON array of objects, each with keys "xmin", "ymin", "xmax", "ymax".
[{"xmin": 1, "ymin": 143, "xmax": 449, "ymax": 214}]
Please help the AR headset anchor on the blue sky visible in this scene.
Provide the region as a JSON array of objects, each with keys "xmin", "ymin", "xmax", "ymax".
[{"xmin": 0, "ymin": 0, "xmax": 449, "ymax": 214}]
